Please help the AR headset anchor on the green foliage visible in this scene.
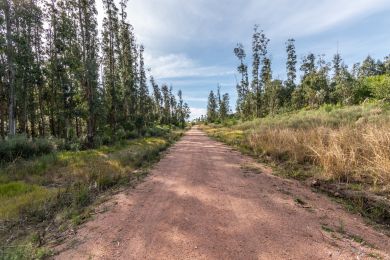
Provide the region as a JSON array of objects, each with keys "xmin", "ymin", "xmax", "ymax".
[
  {"xmin": 0, "ymin": 181, "xmax": 57, "ymax": 221},
  {"xmin": 0, "ymin": 0, "xmax": 190, "ymax": 147},
  {"xmin": 361, "ymin": 75, "xmax": 390, "ymax": 100},
  {"xmin": 0, "ymin": 136, "xmax": 55, "ymax": 163},
  {"xmin": 225, "ymin": 26, "xmax": 390, "ymax": 121},
  {"xmin": 0, "ymin": 129, "xmax": 184, "ymax": 253}
]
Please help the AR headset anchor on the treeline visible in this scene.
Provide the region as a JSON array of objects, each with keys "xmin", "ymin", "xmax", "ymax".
[
  {"xmin": 206, "ymin": 85, "xmax": 230, "ymax": 123},
  {"xmin": 207, "ymin": 25, "xmax": 390, "ymax": 121},
  {"xmin": 0, "ymin": 0, "xmax": 190, "ymax": 148}
]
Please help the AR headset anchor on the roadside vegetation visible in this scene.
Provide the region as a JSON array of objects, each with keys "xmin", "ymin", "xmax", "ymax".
[
  {"xmin": 199, "ymin": 24, "xmax": 390, "ymax": 228},
  {"xmin": 0, "ymin": 126, "xmax": 184, "ymax": 259},
  {"xmin": 1, "ymin": 0, "xmax": 192, "ymax": 258},
  {"xmin": 201, "ymin": 103, "xmax": 390, "ymax": 226}
]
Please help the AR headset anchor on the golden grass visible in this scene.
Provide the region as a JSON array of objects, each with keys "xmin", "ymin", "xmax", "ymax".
[
  {"xmin": 202, "ymin": 103, "xmax": 390, "ymax": 187},
  {"xmin": 247, "ymin": 124, "xmax": 390, "ymax": 184}
]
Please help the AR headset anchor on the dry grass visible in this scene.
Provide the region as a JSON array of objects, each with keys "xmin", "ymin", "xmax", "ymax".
[
  {"xmin": 202, "ymin": 102, "xmax": 390, "ymax": 188},
  {"xmin": 247, "ymin": 124, "xmax": 390, "ymax": 185}
]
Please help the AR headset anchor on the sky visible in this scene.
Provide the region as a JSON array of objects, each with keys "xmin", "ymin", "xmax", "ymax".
[{"xmin": 98, "ymin": 0, "xmax": 390, "ymax": 119}]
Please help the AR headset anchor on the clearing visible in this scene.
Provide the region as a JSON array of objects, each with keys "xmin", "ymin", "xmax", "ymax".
[{"xmin": 55, "ymin": 127, "xmax": 390, "ymax": 259}]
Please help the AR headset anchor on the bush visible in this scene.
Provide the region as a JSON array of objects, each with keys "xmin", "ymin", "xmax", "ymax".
[
  {"xmin": 146, "ymin": 126, "xmax": 169, "ymax": 137},
  {"xmin": 0, "ymin": 136, "xmax": 55, "ymax": 163},
  {"xmin": 363, "ymin": 75, "xmax": 390, "ymax": 100}
]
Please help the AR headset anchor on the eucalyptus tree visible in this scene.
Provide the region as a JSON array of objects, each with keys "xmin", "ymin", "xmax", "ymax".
[
  {"xmin": 285, "ymin": 39, "xmax": 297, "ymax": 85},
  {"xmin": 252, "ymin": 26, "xmax": 269, "ymax": 117},
  {"xmin": 76, "ymin": 0, "xmax": 100, "ymax": 146},
  {"xmin": 137, "ymin": 45, "xmax": 150, "ymax": 128},
  {"xmin": 102, "ymin": 0, "xmax": 121, "ymax": 131},
  {"xmin": 150, "ymin": 76, "xmax": 162, "ymax": 123},
  {"xmin": 3, "ymin": 0, "xmax": 15, "ymax": 135},
  {"xmin": 234, "ymin": 43, "xmax": 250, "ymax": 117},
  {"xmin": 0, "ymin": 5, "xmax": 7, "ymax": 138},
  {"xmin": 161, "ymin": 84, "xmax": 171, "ymax": 125},
  {"xmin": 207, "ymin": 90, "xmax": 218, "ymax": 122},
  {"xmin": 219, "ymin": 93, "xmax": 230, "ymax": 120},
  {"xmin": 118, "ymin": 0, "xmax": 137, "ymax": 126}
]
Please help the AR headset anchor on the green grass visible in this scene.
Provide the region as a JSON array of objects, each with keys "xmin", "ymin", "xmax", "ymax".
[
  {"xmin": 0, "ymin": 182, "xmax": 57, "ymax": 221},
  {"xmin": 0, "ymin": 128, "xmax": 184, "ymax": 258}
]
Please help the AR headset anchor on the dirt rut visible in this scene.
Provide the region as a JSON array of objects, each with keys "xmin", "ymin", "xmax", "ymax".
[{"xmin": 56, "ymin": 127, "xmax": 390, "ymax": 259}]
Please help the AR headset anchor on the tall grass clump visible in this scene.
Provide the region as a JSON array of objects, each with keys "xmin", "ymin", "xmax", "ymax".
[
  {"xmin": 0, "ymin": 135, "xmax": 55, "ymax": 163},
  {"xmin": 204, "ymin": 102, "xmax": 390, "ymax": 187}
]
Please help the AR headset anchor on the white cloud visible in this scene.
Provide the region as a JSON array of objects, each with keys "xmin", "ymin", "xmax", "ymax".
[
  {"xmin": 95, "ymin": 0, "xmax": 390, "ymax": 112},
  {"xmin": 123, "ymin": 0, "xmax": 390, "ymax": 82},
  {"xmin": 183, "ymin": 96, "xmax": 208, "ymax": 102},
  {"xmin": 144, "ymin": 52, "xmax": 234, "ymax": 79},
  {"xmin": 190, "ymin": 108, "xmax": 207, "ymax": 120},
  {"xmin": 262, "ymin": 0, "xmax": 390, "ymax": 39},
  {"xmin": 126, "ymin": 0, "xmax": 390, "ymax": 50}
]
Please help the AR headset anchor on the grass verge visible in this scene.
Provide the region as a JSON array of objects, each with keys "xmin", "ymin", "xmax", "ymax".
[
  {"xmin": 200, "ymin": 102, "xmax": 390, "ymax": 228},
  {"xmin": 0, "ymin": 128, "xmax": 184, "ymax": 259}
]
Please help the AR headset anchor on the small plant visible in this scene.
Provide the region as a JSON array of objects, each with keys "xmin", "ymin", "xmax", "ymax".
[
  {"xmin": 321, "ymin": 224, "xmax": 334, "ymax": 233},
  {"xmin": 294, "ymin": 197, "xmax": 307, "ymax": 206}
]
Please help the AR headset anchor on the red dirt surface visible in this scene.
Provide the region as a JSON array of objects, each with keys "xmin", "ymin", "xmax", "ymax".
[{"xmin": 55, "ymin": 127, "xmax": 390, "ymax": 259}]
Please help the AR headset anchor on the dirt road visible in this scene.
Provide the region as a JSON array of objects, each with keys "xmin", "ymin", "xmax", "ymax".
[{"xmin": 56, "ymin": 127, "xmax": 390, "ymax": 259}]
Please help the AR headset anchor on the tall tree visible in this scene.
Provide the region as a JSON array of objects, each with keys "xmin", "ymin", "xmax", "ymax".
[
  {"xmin": 102, "ymin": 0, "xmax": 121, "ymax": 131},
  {"xmin": 219, "ymin": 93, "xmax": 230, "ymax": 120},
  {"xmin": 77, "ymin": 0, "xmax": 100, "ymax": 146},
  {"xmin": 332, "ymin": 53, "xmax": 342, "ymax": 80},
  {"xmin": 285, "ymin": 38, "xmax": 297, "ymax": 92},
  {"xmin": 137, "ymin": 45, "xmax": 150, "ymax": 128},
  {"xmin": 3, "ymin": 0, "xmax": 15, "ymax": 135},
  {"xmin": 234, "ymin": 43, "xmax": 250, "ymax": 117},
  {"xmin": 150, "ymin": 76, "xmax": 162, "ymax": 123},
  {"xmin": 251, "ymin": 26, "xmax": 270, "ymax": 117},
  {"xmin": 207, "ymin": 90, "xmax": 218, "ymax": 122},
  {"xmin": 161, "ymin": 84, "xmax": 170, "ymax": 125}
]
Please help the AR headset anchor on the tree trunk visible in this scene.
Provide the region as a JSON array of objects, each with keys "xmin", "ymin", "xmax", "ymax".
[
  {"xmin": 4, "ymin": 0, "xmax": 16, "ymax": 136},
  {"xmin": 0, "ymin": 96, "xmax": 5, "ymax": 140}
]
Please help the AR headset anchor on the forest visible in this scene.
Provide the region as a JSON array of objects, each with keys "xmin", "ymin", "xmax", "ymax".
[
  {"xmin": 0, "ymin": 0, "xmax": 190, "ymax": 257},
  {"xmin": 0, "ymin": 0, "xmax": 190, "ymax": 158}
]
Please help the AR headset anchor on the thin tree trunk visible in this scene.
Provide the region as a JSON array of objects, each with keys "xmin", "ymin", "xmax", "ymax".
[
  {"xmin": 0, "ymin": 93, "xmax": 5, "ymax": 140},
  {"xmin": 4, "ymin": 0, "xmax": 16, "ymax": 136}
]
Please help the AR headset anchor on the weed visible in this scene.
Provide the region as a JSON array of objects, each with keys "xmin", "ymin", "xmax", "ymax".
[
  {"xmin": 321, "ymin": 224, "xmax": 334, "ymax": 233},
  {"xmin": 0, "ymin": 129, "xmax": 184, "ymax": 255},
  {"xmin": 294, "ymin": 197, "xmax": 307, "ymax": 206}
]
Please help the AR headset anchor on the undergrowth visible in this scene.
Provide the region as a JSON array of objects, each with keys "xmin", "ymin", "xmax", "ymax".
[
  {"xmin": 201, "ymin": 102, "xmax": 390, "ymax": 226},
  {"xmin": 0, "ymin": 128, "xmax": 184, "ymax": 259}
]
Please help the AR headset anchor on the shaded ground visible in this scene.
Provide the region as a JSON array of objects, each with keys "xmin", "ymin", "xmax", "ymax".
[{"xmin": 55, "ymin": 127, "xmax": 390, "ymax": 259}]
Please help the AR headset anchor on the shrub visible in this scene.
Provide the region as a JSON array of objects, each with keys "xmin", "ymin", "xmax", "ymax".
[
  {"xmin": 0, "ymin": 136, "xmax": 55, "ymax": 163},
  {"xmin": 146, "ymin": 126, "xmax": 169, "ymax": 137},
  {"xmin": 362, "ymin": 75, "xmax": 390, "ymax": 100}
]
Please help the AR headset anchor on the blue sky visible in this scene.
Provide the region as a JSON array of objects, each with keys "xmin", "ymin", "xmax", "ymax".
[{"xmin": 99, "ymin": 0, "xmax": 390, "ymax": 119}]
